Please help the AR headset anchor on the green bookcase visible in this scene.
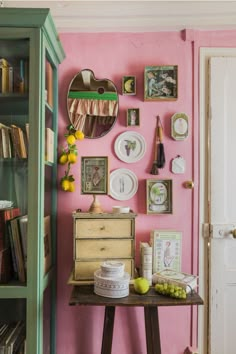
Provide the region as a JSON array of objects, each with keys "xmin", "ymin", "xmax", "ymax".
[{"xmin": 0, "ymin": 8, "xmax": 65, "ymax": 354}]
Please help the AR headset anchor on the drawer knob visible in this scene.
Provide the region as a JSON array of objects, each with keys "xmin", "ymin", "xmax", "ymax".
[
  {"xmin": 100, "ymin": 226, "xmax": 105, "ymax": 230},
  {"xmin": 100, "ymin": 247, "xmax": 105, "ymax": 251}
]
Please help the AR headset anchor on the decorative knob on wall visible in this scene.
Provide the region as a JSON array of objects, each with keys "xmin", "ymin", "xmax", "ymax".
[{"xmin": 184, "ymin": 181, "xmax": 194, "ymax": 189}]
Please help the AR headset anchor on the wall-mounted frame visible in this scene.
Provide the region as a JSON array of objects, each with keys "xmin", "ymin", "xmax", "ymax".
[
  {"xmin": 150, "ymin": 229, "xmax": 182, "ymax": 272},
  {"xmin": 127, "ymin": 108, "xmax": 140, "ymax": 127},
  {"xmin": 171, "ymin": 112, "xmax": 189, "ymax": 140},
  {"xmin": 146, "ymin": 179, "xmax": 173, "ymax": 214},
  {"xmin": 122, "ymin": 76, "xmax": 136, "ymax": 95},
  {"xmin": 81, "ymin": 156, "xmax": 109, "ymax": 194},
  {"xmin": 144, "ymin": 65, "xmax": 178, "ymax": 101}
]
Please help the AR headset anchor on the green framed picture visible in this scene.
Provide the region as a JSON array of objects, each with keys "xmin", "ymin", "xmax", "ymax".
[
  {"xmin": 81, "ymin": 156, "xmax": 109, "ymax": 194},
  {"xmin": 144, "ymin": 65, "xmax": 178, "ymax": 101},
  {"xmin": 146, "ymin": 179, "xmax": 173, "ymax": 214}
]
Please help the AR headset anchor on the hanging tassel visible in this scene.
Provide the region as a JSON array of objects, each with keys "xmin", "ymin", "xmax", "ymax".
[
  {"xmin": 150, "ymin": 117, "xmax": 159, "ymax": 175},
  {"xmin": 157, "ymin": 116, "xmax": 166, "ymax": 168}
]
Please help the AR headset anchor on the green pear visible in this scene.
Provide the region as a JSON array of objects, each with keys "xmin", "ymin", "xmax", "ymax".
[{"xmin": 134, "ymin": 277, "xmax": 150, "ymax": 294}]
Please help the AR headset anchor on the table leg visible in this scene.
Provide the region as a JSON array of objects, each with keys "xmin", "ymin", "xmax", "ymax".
[
  {"xmin": 101, "ymin": 306, "xmax": 116, "ymax": 354},
  {"xmin": 144, "ymin": 306, "xmax": 161, "ymax": 354}
]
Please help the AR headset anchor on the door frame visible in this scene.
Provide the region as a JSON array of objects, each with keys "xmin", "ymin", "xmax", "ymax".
[{"xmin": 199, "ymin": 47, "xmax": 236, "ymax": 354}]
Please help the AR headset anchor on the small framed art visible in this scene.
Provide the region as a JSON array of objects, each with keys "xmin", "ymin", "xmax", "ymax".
[
  {"xmin": 122, "ymin": 76, "xmax": 136, "ymax": 95},
  {"xmin": 127, "ymin": 108, "xmax": 140, "ymax": 127},
  {"xmin": 146, "ymin": 179, "xmax": 173, "ymax": 214},
  {"xmin": 81, "ymin": 156, "xmax": 109, "ymax": 194},
  {"xmin": 150, "ymin": 230, "xmax": 182, "ymax": 272},
  {"xmin": 144, "ymin": 65, "xmax": 178, "ymax": 101}
]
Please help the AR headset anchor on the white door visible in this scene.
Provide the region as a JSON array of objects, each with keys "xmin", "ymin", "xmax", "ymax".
[{"xmin": 208, "ymin": 56, "xmax": 236, "ymax": 354}]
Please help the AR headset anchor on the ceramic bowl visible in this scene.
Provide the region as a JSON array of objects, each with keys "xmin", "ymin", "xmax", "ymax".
[
  {"xmin": 100, "ymin": 260, "xmax": 125, "ymax": 278},
  {"xmin": 94, "ymin": 269, "xmax": 130, "ymax": 298}
]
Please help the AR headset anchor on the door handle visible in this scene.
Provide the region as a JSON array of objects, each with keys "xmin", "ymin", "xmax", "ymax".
[{"xmin": 230, "ymin": 229, "xmax": 236, "ymax": 238}]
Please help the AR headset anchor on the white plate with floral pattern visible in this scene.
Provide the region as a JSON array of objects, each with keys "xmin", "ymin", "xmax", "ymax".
[{"xmin": 114, "ymin": 131, "xmax": 146, "ymax": 163}]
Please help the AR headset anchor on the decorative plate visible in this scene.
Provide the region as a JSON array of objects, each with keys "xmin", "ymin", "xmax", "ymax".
[
  {"xmin": 110, "ymin": 168, "xmax": 138, "ymax": 201},
  {"xmin": 114, "ymin": 131, "xmax": 146, "ymax": 163},
  {"xmin": 171, "ymin": 112, "xmax": 189, "ymax": 140}
]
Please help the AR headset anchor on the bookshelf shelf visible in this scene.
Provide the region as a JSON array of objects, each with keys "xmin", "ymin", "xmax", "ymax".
[{"xmin": 0, "ymin": 8, "xmax": 65, "ymax": 354}]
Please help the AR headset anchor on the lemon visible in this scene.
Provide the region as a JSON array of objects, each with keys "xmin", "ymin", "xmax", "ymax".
[
  {"xmin": 67, "ymin": 152, "xmax": 77, "ymax": 164},
  {"xmin": 61, "ymin": 179, "xmax": 70, "ymax": 191},
  {"xmin": 75, "ymin": 130, "xmax": 84, "ymax": 140},
  {"xmin": 59, "ymin": 153, "xmax": 68, "ymax": 165},
  {"xmin": 134, "ymin": 277, "xmax": 150, "ymax": 295},
  {"xmin": 68, "ymin": 181, "xmax": 75, "ymax": 192},
  {"xmin": 66, "ymin": 134, "xmax": 76, "ymax": 145}
]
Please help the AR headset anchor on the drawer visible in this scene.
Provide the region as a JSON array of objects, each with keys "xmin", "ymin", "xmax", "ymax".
[
  {"xmin": 75, "ymin": 219, "xmax": 132, "ymax": 238},
  {"xmin": 75, "ymin": 239, "xmax": 133, "ymax": 259},
  {"xmin": 74, "ymin": 259, "xmax": 134, "ymax": 280}
]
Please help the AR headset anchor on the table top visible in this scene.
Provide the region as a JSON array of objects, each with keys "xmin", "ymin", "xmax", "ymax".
[{"xmin": 69, "ymin": 285, "xmax": 204, "ymax": 307}]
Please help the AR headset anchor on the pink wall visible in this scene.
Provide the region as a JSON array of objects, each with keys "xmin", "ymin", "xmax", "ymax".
[{"xmin": 56, "ymin": 29, "xmax": 236, "ymax": 354}]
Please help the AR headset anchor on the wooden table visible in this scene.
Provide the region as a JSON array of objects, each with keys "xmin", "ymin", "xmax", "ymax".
[{"xmin": 69, "ymin": 285, "xmax": 203, "ymax": 354}]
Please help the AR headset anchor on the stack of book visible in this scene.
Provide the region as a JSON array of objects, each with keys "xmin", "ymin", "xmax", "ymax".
[
  {"xmin": 0, "ymin": 321, "xmax": 26, "ymax": 353},
  {"xmin": 0, "ymin": 57, "xmax": 29, "ymax": 94},
  {"xmin": 0, "ymin": 123, "xmax": 28, "ymax": 159},
  {"xmin": 139, "ymin": 242, "xmax": 152, "ymax": 285}
]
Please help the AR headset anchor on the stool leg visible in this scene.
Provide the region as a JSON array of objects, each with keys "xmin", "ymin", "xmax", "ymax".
[
  {"xmin": 144, "ymin": 306, "xmax": 161, "ymax": 354},
  {"xmin": 101, "ymin": 306, "xmax": 116, "ymax": 354}
]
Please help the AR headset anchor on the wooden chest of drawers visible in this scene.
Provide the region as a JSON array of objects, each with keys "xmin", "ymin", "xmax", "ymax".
[{"xmin": 72, "ymin": 212, "xmax": 137, "ymax": 281}]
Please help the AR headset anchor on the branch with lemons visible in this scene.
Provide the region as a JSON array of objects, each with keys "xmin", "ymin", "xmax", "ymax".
[{"xmin": 58, "ymin": 125, "xmax": 84, "ymax": 192}]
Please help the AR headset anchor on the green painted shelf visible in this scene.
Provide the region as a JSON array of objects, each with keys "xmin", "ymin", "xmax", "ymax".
[{"xmin": 0, "ymin": 8, "xmax": 65, "ymax": 354}]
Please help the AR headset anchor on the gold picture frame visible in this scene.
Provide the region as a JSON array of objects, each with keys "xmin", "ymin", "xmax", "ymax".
[
  {"xmin": 127, "ymin": 108, "xmax": 140, "ymax": 127},
  {"xmin": 146, "ymin": 179, "xmax": 173, "ymax": 214},
  {"xmin": 81, "ymin": 156, "xmax": 109, "ymax": 194},
  {"xmin": 122, "ymin": 76, "xmax": 136, "ymax": 95},
  {"xmin": 144, "ymin": 65, "xmax": 178, "ymax": 101}
]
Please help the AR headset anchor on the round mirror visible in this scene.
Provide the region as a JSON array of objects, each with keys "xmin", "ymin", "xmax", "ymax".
[{"xmin": 67, "ymin": 69, "xmax": 119, "ymax": 139}]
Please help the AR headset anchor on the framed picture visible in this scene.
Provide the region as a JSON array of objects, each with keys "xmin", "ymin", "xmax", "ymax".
[
  {"xmin": 150, "ymin": 230, "xmax": 182, "ymax": 273},
  {"xmin": 144, "ymin": 65, "xmax": 178, "ymax": 101},
  {"xmin": 146, "ymin": 179, "xmax": 173, "ymax": 214},
  {"xmin": 127, "ymin": 108, "xmax": 140, "ymax": 127},
  {"xmin": 122, "ymin": 76, "xmax": 136, "ymax": 95},
  {"xmin": 81, "ymin": 156, "xmax": 109, "ymax": 194}
]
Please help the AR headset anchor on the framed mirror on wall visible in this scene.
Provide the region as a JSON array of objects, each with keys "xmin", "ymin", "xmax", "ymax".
[{"xmin": 67, "ymin": 69, "xmax": 119, "ymax": 139}]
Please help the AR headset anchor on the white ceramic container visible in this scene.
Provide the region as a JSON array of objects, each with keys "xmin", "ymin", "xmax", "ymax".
[{"xmin": 94, "ymin": 269, "xmax": 130, "ymax": 298}]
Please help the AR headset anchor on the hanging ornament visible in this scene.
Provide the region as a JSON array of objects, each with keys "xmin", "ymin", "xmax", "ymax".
[{"xmin": 171, "ymin": 155, "xmax": 186, "ymax": 174}]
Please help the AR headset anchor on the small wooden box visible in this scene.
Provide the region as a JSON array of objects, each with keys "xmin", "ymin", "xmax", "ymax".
[{"xmin": 72, "ymin": 212, "xmax": 137, "ymax": 281}]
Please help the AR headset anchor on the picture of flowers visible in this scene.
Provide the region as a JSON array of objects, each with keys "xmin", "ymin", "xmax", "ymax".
[{"xmin": 144, "ymin": 65, "xmax": 178, "ymax": 101}]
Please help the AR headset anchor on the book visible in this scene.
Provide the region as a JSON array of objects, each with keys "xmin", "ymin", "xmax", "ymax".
[
  {"xmin": 46, "ymin": 61, "xmax": 53, "ymax": 107},
  {"xmin": 44, "ymin": 215, "xmax": 52, "ymax": 274},
  {"xmin": 45, "ymin": 127, "xmax": 54, "ymax": 163},
  {"xmin": 152, "ymin": 269, "xmax": 198, "ymax": 293},
  {"xmin": 0, "ymin": 207, "xmax": 20, "ymax": 251},
  {"xmin": 150, "ymin": 230, "xmax": 182, "ymax": 273},
  {"xmin": 17, "ymin": 215, "xmax": 28, "ymax": 270},
  {"xmin": 9, "ymin": 217, "xmax": 26, "ymax": 283},
  {"xmin": 139, "ymin": 241, "xmax": 152, "ymax": 285}
]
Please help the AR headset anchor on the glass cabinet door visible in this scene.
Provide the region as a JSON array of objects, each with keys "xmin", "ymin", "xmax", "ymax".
[{"xmin": 0, "ymin": 16, "xmax": 64, "ymax": 353}]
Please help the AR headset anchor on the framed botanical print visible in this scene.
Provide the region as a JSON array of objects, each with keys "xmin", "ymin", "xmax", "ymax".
[
  {"xmin": 144, "ymin": 65, "xmax": 178, "ymax": 101},
  {"xmin": 146, "ymin": 179, "xmax": 173, "ymax": 214},
  {"xmin": 127, "ymin": 108, "xmax": 140, "ymax": 127},
  {"xmin": 81, "ymin": 156, "xmax": 109, "ymax": 194}
]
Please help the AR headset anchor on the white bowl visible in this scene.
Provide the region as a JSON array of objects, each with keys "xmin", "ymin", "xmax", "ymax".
[
  {"xmin": 112, "ymin": 206, "xmax": 130, "ymax": 213},
  {"xmin": 101, "ymin": 261, "xmax": 125, "ymax": 278}
]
